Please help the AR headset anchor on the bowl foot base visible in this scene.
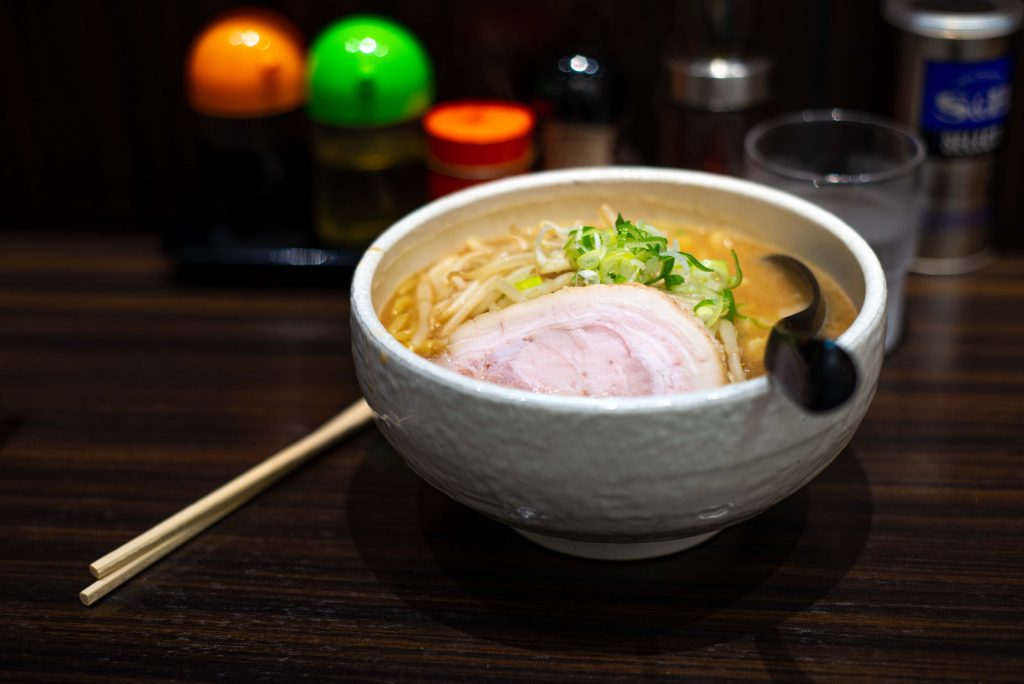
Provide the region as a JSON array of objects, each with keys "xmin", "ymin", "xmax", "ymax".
[{"xmin": 514, "ymin": 529, "xmax": 720, "ymax": 561}]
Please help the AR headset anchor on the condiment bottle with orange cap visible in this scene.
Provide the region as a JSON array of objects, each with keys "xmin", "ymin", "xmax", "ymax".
[
  {"xmin": 179, "ymin": 8, "xmax": 311, "ymax": 264},
  {"xmin": 307, "ymin": 16, "xmax": 434, "ymax": 250}
]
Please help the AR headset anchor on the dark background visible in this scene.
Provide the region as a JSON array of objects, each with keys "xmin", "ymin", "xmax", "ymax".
[{"xmin": 1, "ymin": 0, "xmax": 1021, "ymax": 248}]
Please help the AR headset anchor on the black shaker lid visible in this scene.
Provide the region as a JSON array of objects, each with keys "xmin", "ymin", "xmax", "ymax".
[{"xmin": 537, "ymin": 53, "xmax": 620, "ymax": 124}]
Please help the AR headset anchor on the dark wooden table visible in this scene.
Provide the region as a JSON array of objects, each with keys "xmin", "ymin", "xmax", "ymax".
[{"xmin": 1, "ymin": 231, "xmax": 1022, "ymax": 682}]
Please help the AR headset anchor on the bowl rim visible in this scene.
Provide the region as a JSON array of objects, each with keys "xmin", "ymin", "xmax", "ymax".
[{"xmin": 351, "ymin": 166, "xmax": 887, "ymax": 414}]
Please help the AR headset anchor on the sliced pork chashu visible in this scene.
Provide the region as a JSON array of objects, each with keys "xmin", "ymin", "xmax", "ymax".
[{"xmin": 437, "ymin": 283, "xmax": 727, "ymax": 397}]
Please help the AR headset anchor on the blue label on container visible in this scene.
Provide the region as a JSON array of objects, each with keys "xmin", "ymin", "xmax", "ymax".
[{"xmin": 920, "ymin": 57, "xmax": 1012, "ymax": 158}]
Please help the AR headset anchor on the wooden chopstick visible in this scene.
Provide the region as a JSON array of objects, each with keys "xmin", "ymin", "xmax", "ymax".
[
  {"xmin": 81, "ymin": 398, "xmax": 374, "ymax": 604},
  {"xmin": 80, "ymin": 510, "xmax": 215, "ymax": 606}
]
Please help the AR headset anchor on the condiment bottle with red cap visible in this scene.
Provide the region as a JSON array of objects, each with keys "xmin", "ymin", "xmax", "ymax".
[
  {"xmin": 179, "ymin": 9, "xmax": 311, "ymax": 263},
  {"xmin": 423, "ymin": 101, "xmax": 536, "ymax": 198}
]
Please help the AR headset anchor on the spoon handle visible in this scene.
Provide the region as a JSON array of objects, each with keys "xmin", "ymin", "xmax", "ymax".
[
  {"xmin": 763, "ymin": 254, "xmax": 826, "ymax": 335},
  {"xmin": 762, "ymin": 253, "xmax": 857, "ymax": 412}
]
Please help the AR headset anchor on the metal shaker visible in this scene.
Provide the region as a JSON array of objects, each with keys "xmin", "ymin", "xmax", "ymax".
[
  {"xmin": 659, "ymin": 55, "xmax": 772, "ymax": 176},
  {"xmin": 885, "ymin": 0, "xmax": 1023, "ymax": 274}
]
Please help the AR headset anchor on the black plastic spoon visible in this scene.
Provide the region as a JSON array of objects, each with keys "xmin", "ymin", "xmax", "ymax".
[{"xmin": 762, "ymin": 254, "xmax": 858, "ymax": 412}]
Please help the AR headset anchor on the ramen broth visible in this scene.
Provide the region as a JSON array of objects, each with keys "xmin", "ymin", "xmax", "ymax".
[{"xmin": 381, "ymin": 221, "xmax": 857, "ymax": 381}]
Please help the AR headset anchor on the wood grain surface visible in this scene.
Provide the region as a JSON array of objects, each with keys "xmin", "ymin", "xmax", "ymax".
[{"xmin": 1, "ymin": 231, "xmax": 1022, "ymax": 682}]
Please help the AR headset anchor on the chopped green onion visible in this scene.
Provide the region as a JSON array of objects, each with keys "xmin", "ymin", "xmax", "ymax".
[
  {"xmin": 694, "ymin": 298, "xmax": 715, "ymax": 309},
  {"xmin": 734, "ymin": 305, "xmax": 768, "ymax": 328},
  {"xmin": 514, "ymin": 275, "xmax": 543, "ymax": 290},
  {"xmin": 727, "ymin": 249, "xmax": 743, "ymax": 288},
  {"xmin": 664, "ymin": 273, "xmax": 684, "ymax": 289},
  {"xmin": 722, "ymin": 288, "xmax": 737, "ymax": 321},
  {"xmin": 564, "ymin": 213, "xmax": 745, "ymax": 328},
  {"xmin": 676, "ymin": 251, "xmax": 714, "ymax": 273}
]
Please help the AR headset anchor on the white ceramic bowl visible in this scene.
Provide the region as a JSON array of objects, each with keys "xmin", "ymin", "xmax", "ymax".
[{"xmin": 351, "ymin": 167, "xmax": 886, "ymax": 560}]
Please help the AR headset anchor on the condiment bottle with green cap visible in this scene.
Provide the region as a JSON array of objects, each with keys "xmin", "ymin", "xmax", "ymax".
[
  {"xmin": 308, "ymin": 15, "xmax": 434, "ymax": 249},
  {"xmin": 180, "ymin": 8, "xmax": 311, "ymax": 262}
]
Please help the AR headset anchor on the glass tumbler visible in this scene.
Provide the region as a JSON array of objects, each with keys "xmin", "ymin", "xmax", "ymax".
[{"xmin": 744, "ymin": 109, "xmax": 926, "ymax": 353}]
